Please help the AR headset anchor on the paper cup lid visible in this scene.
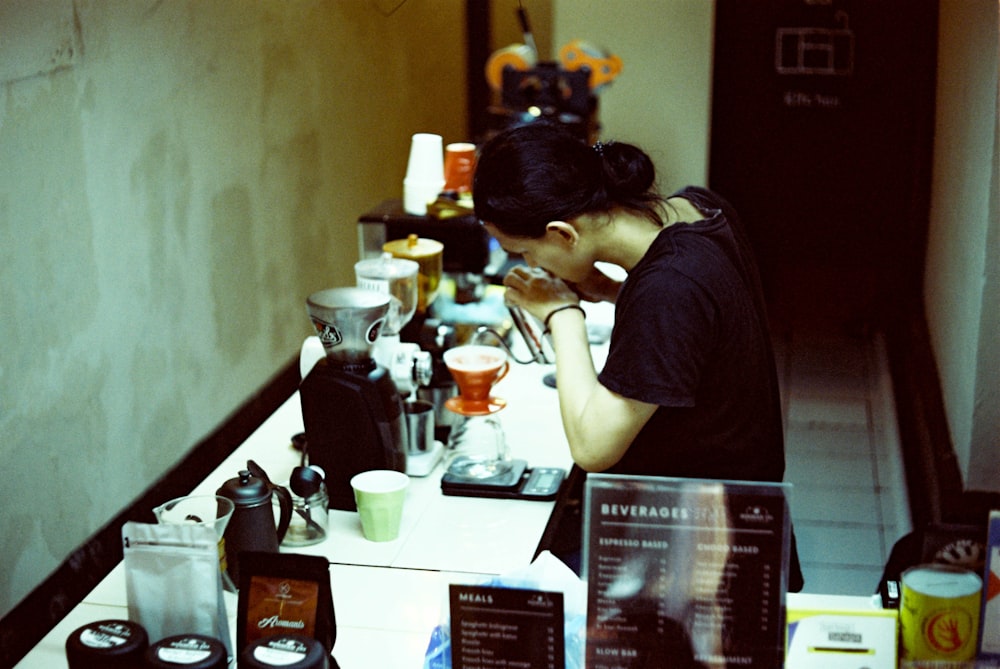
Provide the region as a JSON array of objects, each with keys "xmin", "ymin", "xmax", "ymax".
[{"xmin": 902, "ymin": 564, "xmax": 982, "ymax": 597}]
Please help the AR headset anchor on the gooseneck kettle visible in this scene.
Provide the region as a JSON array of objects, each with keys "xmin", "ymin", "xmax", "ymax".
[{"xmin": 216, "ymin": 465, "xmax": 292, "ymax": 584}]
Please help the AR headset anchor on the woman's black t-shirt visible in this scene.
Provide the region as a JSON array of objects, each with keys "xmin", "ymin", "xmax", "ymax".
[{"xmin": 597, "ymin": 187, "xmax": 784, "ymax": 484}]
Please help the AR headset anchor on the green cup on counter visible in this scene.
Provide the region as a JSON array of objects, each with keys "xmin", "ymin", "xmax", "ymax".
[{"xmin": 350, "ymin": 470, "xmax": 409, "ymax": 541}]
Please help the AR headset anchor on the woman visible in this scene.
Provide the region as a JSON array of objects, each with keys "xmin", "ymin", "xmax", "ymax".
[{"xmin": 474, "ymin": 122, "xmax": 802, "ymax": 590}]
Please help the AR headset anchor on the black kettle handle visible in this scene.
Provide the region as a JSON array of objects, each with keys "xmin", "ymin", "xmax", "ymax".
[
  {"xmin": 272, "ymin": 484, "xmax": 293, "ymax": 542},
  {"xmin": 247, "ymin": 459, "xmax": 294, "ymax": 543}
]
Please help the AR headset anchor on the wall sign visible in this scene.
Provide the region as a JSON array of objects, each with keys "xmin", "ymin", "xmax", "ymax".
[{"xmin": 583, "ymin": 475, "xmax": 792, "ymax": 668}]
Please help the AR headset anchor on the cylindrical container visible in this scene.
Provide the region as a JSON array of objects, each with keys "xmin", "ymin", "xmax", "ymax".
[
  {"xmin": 403, "ymin": 399, "xmax": 435, "ymax": 454},
  {"xmin": 239, "ymin": 634, "xmax": 329, "ymax": 669},
  {"xmin": 443, "ymin": 142, "xmax": 476, "ymax": 194},
  {"xmin": 354, "ymin": 253, "xmax": 419, "ymax": 336},
  {"xmin": 143, "ymin": 634, "xmax": 227, "ymax": 669},
  {"xmin": 350, "ymin": 469, "xmax": 410, "ymax": 542},
  {"xmin": 280, "ymin": 484, "xmax": 329, "ymax": 547},
  {"xmin": 900, "ymin": 564, "xmax": 982, "ymax": 662},
  {"xmin": 383, "ymin": 234, "xmax": 443, "ymax": 314},
  {"xmin": 66, "ymin": 619, "xmax": 148, "ymax": 668},
  {"xmin": 403, "ymin": 133, "xmax": 445, "ymax": 215},
  {"xmin": 417, "ymin": 382, "xmax": 460, "ymax": 437}
]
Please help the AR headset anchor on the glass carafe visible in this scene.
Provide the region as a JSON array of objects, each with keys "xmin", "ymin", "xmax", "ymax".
[{"xmin": 444, "ymin": 415, "xmax": 512, "ymax": 479}]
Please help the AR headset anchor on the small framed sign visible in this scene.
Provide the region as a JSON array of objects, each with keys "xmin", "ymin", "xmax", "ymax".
[
  {"xmin": 450, "ymin": 584, "xmax": 565, "ymax": 669},
  {"xmin": 583, "ymin": 474, "xmax": 792, "ymax": 668}
]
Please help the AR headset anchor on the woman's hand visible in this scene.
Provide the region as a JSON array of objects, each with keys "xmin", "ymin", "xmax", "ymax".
[
  {"xmin": 501, "ymin": 266, "xmax": 579, "ymax": 323},
  {"xmin": 567, "ymin": 265, "xmax": 622, "ymax": 304},
  {"xmin": 505, "ymin": 266, "xmax": 653, "ymax": 473}
]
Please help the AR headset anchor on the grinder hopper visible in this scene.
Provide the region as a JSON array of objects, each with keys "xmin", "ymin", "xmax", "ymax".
[{"xmin": 306, "ymin": 287, "xmax": 390, "ymax": 368}]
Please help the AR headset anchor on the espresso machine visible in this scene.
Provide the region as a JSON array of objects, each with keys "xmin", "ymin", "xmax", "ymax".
[{"xmin": 300, "ymin": 287, "xmax": 407, "ymax": 511}]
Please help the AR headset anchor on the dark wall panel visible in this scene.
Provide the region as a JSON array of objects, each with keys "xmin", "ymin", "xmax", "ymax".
[{"xmin": 709, "ymin": 0, "xmax": 938, "ymax": 310}]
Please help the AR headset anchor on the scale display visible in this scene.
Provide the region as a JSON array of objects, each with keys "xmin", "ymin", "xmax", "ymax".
[
  {"xmin": 441, "ymin": 462, "xmax": 565, "ymax": 500},
  {"xmin": 583, "ymin": 475, "xmax": 791, "ymax": 669}
]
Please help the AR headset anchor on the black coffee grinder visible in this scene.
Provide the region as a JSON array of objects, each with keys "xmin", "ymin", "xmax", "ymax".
[{"xmin": 300, "ymin": 287, "xmax": 407, "ymax": 510}]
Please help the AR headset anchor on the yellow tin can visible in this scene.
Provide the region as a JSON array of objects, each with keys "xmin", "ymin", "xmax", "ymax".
[
  {"xmin": 900, "ymin": 564, "xmax": 982, "ymax": 661},
  {"xmin": 383, "ymin": 234, "xmax": 443, "ymax": 315}
]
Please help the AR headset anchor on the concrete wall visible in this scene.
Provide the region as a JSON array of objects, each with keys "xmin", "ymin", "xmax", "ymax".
[
  {"xmin": 552, "ymin": 0, "xmax": 713, "ymax": 190},
  {"xmin": 925, "ymin": 0, "xmax": 999, "ymax": 492},
  {"xmin": 2, "ymin": 0, "xmax": 994, "ymax": 624},
  {"xmin": 0, "ymin": 0, "xmax": 468, "ymax": 618}
]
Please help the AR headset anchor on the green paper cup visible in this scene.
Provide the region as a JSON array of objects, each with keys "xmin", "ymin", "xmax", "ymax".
[{"xmin": 350, "ymin": 470, "xmax": 410, "ymax": 541}]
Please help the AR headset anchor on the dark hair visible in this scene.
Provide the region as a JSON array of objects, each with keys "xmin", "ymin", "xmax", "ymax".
[{"xmin": 473, "ymin": 122, "xmax": 666, "ymax": 238}]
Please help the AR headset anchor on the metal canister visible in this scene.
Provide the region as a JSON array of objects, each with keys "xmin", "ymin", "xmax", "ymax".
[
  {"xmin": 383, "ymin": 234, "xmax": 443, "ymax": 314},
  {"xmin": 900, "ymin": 564, "xmax": 982, "ymax": 661}
]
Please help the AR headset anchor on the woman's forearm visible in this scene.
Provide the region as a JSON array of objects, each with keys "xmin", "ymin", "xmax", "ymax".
[
  {"xmin": 547, "ymin": 307, "xmax": 595, "ymax": 433},
  {"xmin": 547, "ymin": 306, "xmax": 657, "ymax": 471}
]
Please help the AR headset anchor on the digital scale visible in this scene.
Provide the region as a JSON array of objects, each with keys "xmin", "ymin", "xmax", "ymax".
[{"xmin": 440, "ymin": 459, "xmax": 566, "ymax": 500}]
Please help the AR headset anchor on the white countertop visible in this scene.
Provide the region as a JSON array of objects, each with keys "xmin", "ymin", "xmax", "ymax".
[
  {"xmin": 15, "ymin": 310, "xmax": 611, "ymax": 668},
  {"xmin": 14, "ymin": 302, "xmax": 901, "ymax": 668}
]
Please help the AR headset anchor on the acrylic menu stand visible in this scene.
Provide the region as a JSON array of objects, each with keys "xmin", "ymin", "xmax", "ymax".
[{"xmin": 582, "ymin": 474, "xmax": 792, "ymax": 669}]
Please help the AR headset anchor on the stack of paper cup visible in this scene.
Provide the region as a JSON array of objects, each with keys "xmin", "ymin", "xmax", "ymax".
[{"xmin": 403, "ymin": 133, "xmax": 445, "ymax": 215}]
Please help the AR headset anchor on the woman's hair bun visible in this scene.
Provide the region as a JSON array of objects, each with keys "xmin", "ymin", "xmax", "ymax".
[{"xmin": 599, "ymin": 140, "xmax": 656, "ymax": 199}]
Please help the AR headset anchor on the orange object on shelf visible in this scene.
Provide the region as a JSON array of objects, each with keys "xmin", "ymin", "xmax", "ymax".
[{"xmin": 558, "ymin": 39, "xmax": 623, "ymax": 89}]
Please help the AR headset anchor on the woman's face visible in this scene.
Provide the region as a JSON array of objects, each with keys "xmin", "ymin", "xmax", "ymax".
[{"xmin": 484, "ymin": 221, "xmax": 591, "ymax": 283}]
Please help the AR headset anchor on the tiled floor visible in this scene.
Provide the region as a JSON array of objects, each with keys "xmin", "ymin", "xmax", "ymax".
[{"xmin": 771, "ymin": 298, "xmax": 912, "ymax": 596}]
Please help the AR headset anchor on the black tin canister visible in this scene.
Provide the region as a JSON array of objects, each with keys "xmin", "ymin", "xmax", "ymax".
[
  {"xmin": 143, "ymin": 634, "xmax": 227, "ymax": 669},
  {"xmin": 238, "ymin": 634, "xmax": 329, "ymax": 669},
  {"xmin": 66, "ymin": 619, "xmax": 148, "ymax": 668}
]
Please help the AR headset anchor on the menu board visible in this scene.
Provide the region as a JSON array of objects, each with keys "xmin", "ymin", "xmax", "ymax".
[
  {"xmin": 583, "ymin": 475, "xmax": 791, "ymax": 669},
  {"xmin": 450, "ymin": 584, "xmax": 565, "ymax": 669}
]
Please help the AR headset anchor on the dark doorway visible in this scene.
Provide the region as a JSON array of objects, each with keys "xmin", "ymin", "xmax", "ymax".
[{"xmin": 709, "ymin": 0, "xmax": 938, "ymax": 328}]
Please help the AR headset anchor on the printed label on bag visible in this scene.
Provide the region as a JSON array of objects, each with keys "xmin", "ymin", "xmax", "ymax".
[{"xmin": 245, "ymin": 576, "xmax": 319, "ymax": 646}]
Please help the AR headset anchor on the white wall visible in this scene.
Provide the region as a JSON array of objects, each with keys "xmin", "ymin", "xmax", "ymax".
[
  {"xmin": 552, "ymin": 0, "xmax": 714, "ymax": 191},
  {"xmin": 0, "ymin": 0, "xmax": 468, "ymax": 618},
  {"xmin": 925, "ymin": 0, "xmax": 999, "ymax": 492}
]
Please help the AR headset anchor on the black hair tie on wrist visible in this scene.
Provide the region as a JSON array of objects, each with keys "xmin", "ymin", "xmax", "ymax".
[{"xmin": 543, "ymin": 304, "xmax": 586, "ymax": 335}]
